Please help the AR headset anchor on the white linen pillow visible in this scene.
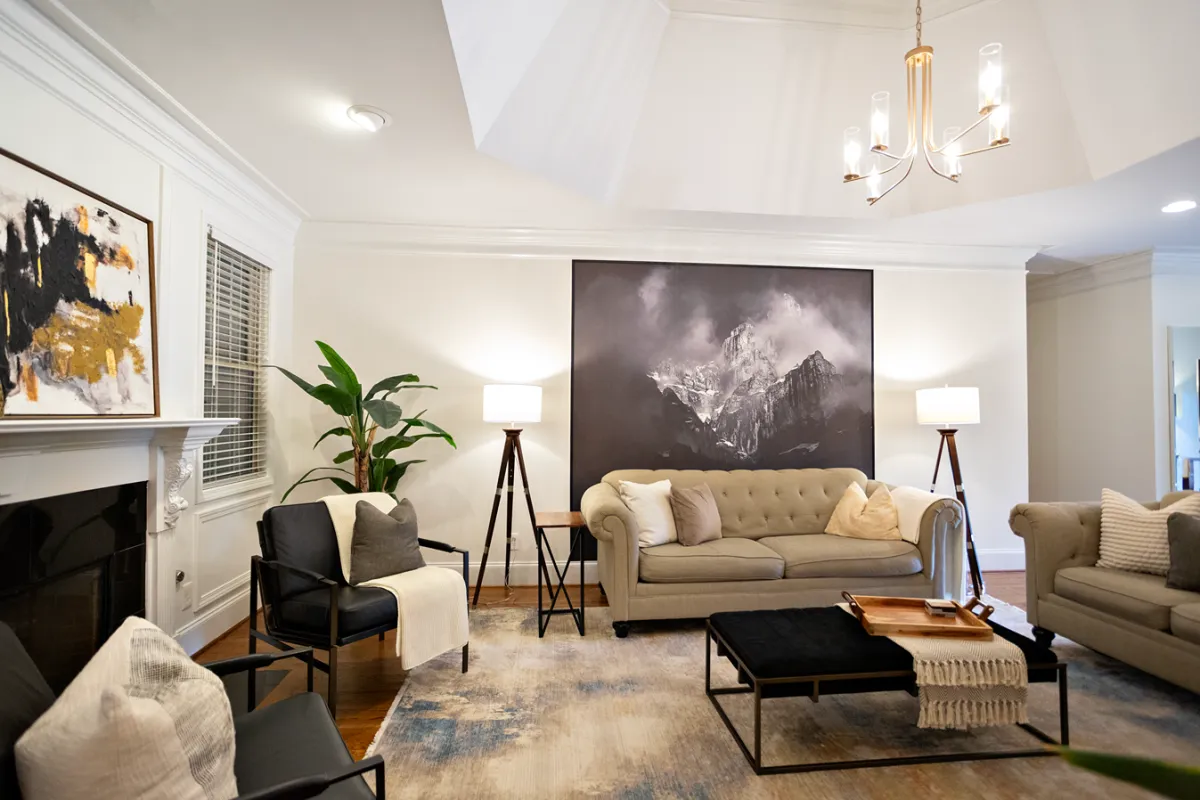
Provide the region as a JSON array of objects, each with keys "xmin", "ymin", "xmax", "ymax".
[
  {"xmin": 16, "ymin": 617, "xmax": 238, "ymax": 800},
  {"xmin": 1099, "ymin": 488, "xmax": 1200, "ymax": 575},
  {"xmin": 619, "ymin": 479, "xmax": 678, "ymax": 547},
  {"xmin": 824, "ymin": 483, "xmax": 901, "ymax": 541}
]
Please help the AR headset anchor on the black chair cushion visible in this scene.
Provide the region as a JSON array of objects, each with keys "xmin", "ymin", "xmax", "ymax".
[
  {"xmin": 276, "ymin": 586, "xmax": 398, "ymax": 643},
  {"xmin": 0, "ymin": 624, "xmax": 55, "ymax": 799},
  {"xmin": 261, "ymin": 503, "xmax": 346, "ymax": 589},
  {"xmin": 233, "ymin": 692, "xmax": 374, "ymax": 800}
]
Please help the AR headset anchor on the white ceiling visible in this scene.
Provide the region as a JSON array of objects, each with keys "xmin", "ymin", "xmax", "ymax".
[{"xmin": 38, "ymin": 0, "xmax": 1200, "ymax": 267}]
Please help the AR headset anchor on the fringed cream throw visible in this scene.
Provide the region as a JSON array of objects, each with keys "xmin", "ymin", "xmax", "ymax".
[{"xmin": 839, "ymin": 604, "xmax": 1028, "ymax": 730}]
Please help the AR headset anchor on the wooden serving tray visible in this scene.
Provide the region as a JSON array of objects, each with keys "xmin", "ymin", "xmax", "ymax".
[{"xmin": 842, "ymin": 593, "xmax": 995, "ymax": 640}]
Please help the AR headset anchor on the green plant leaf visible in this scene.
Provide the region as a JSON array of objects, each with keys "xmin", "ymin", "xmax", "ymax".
[
  {"xmin": 384, "ymin": 459, "xmax": 425, "ymax": 493},
  {"xmin": 370, "ymin": 432, "xmax": 449, "ymax": 458},
  {"xmin": 313, "ymin": 426, "xmax": 351, "ymax": 449},
  {"xmin": 398, "ymin": 409, "xmax": 425, "ymax": 435},
  {"xmin": 271, "ymin": 365, "xmax": 317, "ymax": 395},
  {"xmin": 1059, "ymin": 749, "xmax": 1200, "ymax": 800},
  {"xmin": 365, "ymin": 374, "xmax": 419, "ymax": 401},
  {"xmin": 280, "ymin": 466, "xmax": 355, "ymax": 502},
  {"xmin": 328, "ymin": 477, "xmax": 361, "ymax": 494},
  {"xmin": 401, "ymin": 417, "xmax": 456, "ymax": 448},
  {"xmin": 310, "ymin": 384, "xmax": 355, "ymax": 416},
  {"xmin": 371, "ymin": 457, "xmax": 395, "ymax": 490},
  {"xmin": 363, "ymin": 398, "xmax": 404, "ymax": 429},
  {"xmin": 332, "ymin": 449, "xmax": 355, "ymax": 464},
  {"xmin": 315, "ymin": 341, "xmax": 361, "ymax": 396}
]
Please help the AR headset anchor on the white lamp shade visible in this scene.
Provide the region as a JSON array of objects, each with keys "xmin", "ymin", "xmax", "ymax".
[
  {"xmin": 483, "ymin": 384, "xmax": 542, "ymax": 424},
  {"xmin": 916, "ymin": 387, "xmax": 980, "ymax": 426}
]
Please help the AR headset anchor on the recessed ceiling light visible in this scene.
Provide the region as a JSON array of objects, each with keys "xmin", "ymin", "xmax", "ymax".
[
  {"xmin": 1162, "ymin": 199, "xmax": 1197, "ymax": 214},
  {"xmin": 346, "ymin": 105, "xmax": 391, "ymax": 133}
]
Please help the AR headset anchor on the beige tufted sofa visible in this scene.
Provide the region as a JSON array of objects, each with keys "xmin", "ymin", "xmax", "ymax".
[{"xmin": 581, "ymin": 468, "xmax": 964, "ymax": 636}]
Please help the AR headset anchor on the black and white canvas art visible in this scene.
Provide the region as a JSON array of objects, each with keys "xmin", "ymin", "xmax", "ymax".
[{"xmin": 571, "ymin": 260, "xmax": 873, "ymax": 512}]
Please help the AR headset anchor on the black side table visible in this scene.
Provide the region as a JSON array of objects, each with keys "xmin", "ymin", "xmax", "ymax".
[{"xmin": 534, "ymin": 511, "xmax": 587, "ymax": 637}]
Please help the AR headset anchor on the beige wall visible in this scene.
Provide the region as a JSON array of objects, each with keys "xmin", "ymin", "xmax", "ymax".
[{"xmin": 288, "ymin": 237, "xmax": 1031, "ymax": 576}]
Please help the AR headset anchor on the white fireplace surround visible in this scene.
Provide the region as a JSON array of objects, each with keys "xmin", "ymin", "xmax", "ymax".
[{"xmin": 0, "ymin": 417, "xmax": 237, "ymax": 633}]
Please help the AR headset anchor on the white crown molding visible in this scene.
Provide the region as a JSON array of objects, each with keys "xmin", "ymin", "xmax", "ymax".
[
  {"xmin": 666, "ymin": 0, "xmax": 982, "ymax": 28},
  {"xmin": 1151, "ymin": 247, "xmax": 1200, "ymax": 275},
  {"xmin": 1027, "ymin": 250, "xmax": 1154, "ymax": 303},
  {"xmin": 0, "ymin": 0, "xmax": 304, "ymax": 235},
  {"xmin": 300, "ymin": 220, "xmax": 1037, "ymax": 272}
]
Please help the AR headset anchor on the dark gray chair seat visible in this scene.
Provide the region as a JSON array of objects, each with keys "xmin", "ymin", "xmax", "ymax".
[
  {"xmin": 277, "ymin": 586, "xmax": 397, "ymax": 643},
  {"xmin": 233, "ymin": 693, "xmax": 374, "ymax": 800}
]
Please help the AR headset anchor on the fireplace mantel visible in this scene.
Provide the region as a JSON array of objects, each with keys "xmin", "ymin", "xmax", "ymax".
[{"xmin": 0, "ymin": 416, "xmax": 239, "ymax": 632}]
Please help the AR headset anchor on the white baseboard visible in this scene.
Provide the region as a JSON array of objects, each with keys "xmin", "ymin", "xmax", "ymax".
[
  {"xmin": 978, "ymin": 548, "xmax": 1025, "ymax": 572},
  {"xmin": 175, "ymin": 586, "xmax": 251, "ymax": 656}
]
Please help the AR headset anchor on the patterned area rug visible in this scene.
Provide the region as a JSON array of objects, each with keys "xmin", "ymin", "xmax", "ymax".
[{"xmin": 368, "ymin": 601, "xmax": 1200, "ymax": 799}]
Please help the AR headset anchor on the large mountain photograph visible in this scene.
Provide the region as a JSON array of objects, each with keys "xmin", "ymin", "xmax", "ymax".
[{"xmin": 571, "ymin": 260, "xmax": 873, "ymax": 513}]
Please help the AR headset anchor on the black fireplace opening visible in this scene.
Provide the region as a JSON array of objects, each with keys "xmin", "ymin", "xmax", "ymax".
[{"xmin": 0, "ymin": 481, "xmax": 147, "ymax": 692}]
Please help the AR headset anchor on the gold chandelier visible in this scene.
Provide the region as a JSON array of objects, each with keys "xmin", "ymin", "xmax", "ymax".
[{"xmin": 842, "ymin": 0, "xmax": 1010, "ymax": 205}]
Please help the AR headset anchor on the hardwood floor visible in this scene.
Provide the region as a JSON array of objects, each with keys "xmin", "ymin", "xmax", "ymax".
[{"xmin": 199, "ymin": 575, "xmax": 1026, "ymax": 758}]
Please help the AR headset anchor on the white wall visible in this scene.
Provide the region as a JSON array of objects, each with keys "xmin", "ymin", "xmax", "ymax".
[
  {"xmin": 290, "ymin": 226, "xmax": 1030, "ymax": 577},
  {"xmin": 0, "ymin": 0, "xmax": 300, "ymax": 653},
  {"xmin": 1026, "ymin": 255, "xmax": 1158, "ymax": 502}
]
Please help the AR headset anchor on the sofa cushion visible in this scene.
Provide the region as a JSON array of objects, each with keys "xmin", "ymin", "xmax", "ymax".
[
  {"xmin": 1171, "ymin": 604, "xmax": 1200, "ymax": 647},
  {"xmin": 1055, "ymin": 566, "xmax": 1200, "ymax": 630},
  {"xmin": 276, "ymin": 586, "xmax": 398, "ymax": 642},
  {"xmin": 604, "ymin": 468, "xmax": 868, "ymax": 538},
  {"xmin": 758, "ymin": 534, "xmax": 922, "ymax": 579},
  {"xmin": 639, "ymin": 538, "xmax": 784, "ymax": 583}
]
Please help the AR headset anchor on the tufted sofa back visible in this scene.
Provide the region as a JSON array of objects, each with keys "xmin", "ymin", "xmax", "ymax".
[{"xmin": 601, "ymin": 468, "xmax": 867, "ymax": 538}]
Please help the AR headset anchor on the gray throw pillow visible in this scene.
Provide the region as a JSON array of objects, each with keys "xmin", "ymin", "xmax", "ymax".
[
  {"xmin": 671, "ymin": 483, "xmax": 722, "ymax": 546},
  {"xmin": 1167, "ymin": 512, "xmax": 1200, "ymax": 591},
  {"xmin": 350, "ymin": 499, "xmax": 425, "ymax": 584}
]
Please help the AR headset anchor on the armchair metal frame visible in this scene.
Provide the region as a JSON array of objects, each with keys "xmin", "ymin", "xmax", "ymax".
[
  {"xmin": 249, "ymin": 520, "xmax": 470, "ymax": 718},
  {"xmin": 202, "ymin": 647, "xmax": 386, "ymax": 800}
]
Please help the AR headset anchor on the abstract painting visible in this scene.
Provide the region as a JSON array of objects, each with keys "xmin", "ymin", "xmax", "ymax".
[
  {"xmin": 571, "ymin": 260, "xmax": 873, "ymax": 520},
  {"xmin": 0, "ymin": 149, "xmax": 157, "ymax": 417}
]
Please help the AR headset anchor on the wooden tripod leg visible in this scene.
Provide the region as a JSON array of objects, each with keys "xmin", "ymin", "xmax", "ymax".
[
  {"xmin": 511, "ymin": 434, "xmax": 547, "ymax": 587},
  {"xmin": 931, "ymin": 432, "xmax": 946, "ymax": 492},
  {"xmin": 472, "ymin": 435, "xmax": 513, "ymax": 606},
  {"xmin": 945, "ymin": 432, "xmax": 986, "ymax": 600},
  {"xmin": 504, "ymin": 440, "xmax": 516, "ymax": 589}
]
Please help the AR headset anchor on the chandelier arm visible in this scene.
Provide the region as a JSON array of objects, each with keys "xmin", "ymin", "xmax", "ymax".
[
  {"xmin": 872, "ymin": 148, "xmax": 908, "ymax": 162},
  {"xmin": 842, "ymin": 146, "xmax": 914, "ymax": 183},
  {"xmin": 921, "ymin": 139, "xmax": 959, "ymax": 182},
  {"xmin": 956, "ymin": 140, "xmax": 1011, "ymax": 158},
  {"xmin": 867, "ymin": 152, "xmax": 917, "ymax": 205},
  {"xmin": 928, "ymin": 111, "xmax": 992, "ymax": 155}
]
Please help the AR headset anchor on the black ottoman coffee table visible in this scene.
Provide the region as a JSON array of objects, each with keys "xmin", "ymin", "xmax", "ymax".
[{"xmin": 706, "ymin": 606, "xmax": 1068, "ymax": 775}]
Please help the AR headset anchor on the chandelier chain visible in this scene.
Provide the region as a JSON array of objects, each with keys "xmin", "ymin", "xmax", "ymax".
[{"xmin": 915, "ymin": 0, "xmax": 922, "ymax": 46}]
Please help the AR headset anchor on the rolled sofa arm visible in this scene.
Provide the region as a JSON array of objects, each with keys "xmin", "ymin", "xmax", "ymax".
[
  {"xmin": 1009, "ymin": 502, "xmax": 1100, "ymax": 624},
  {"xmin": 918, "ymin": 497, "xmax": 965, "ymax": 602},
  {"xmin": 581, "ymin": 482, "xmax": 639, "ymax": 621}
]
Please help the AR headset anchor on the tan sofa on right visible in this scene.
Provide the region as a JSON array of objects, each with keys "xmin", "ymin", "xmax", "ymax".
[{"xmin": 1009, "ymin": 491, "xmax": 1200, "ymax": 693}]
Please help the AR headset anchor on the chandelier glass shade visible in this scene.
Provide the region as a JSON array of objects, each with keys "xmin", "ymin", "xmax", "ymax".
[{"xmin": 842, "ymin": 0, "xmax": 1011, "ymax": 205}]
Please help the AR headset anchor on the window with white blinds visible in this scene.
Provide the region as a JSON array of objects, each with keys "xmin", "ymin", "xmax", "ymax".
[{"xmin": 203, "ymin": 234, "xmax": 270, "ymax": 486}]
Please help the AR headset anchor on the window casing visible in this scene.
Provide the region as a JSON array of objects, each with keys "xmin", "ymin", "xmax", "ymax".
[{"xmin": 202, "ymin": 234, "xmax": 270, "ymax": 487}]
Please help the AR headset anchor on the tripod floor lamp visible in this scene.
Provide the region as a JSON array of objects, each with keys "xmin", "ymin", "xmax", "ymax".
[
  {"xmin": 473, "ymin": 384, "xmax": 542, "ymax": 606},
  {"xmin": 916, "ymin": 386, "xmax": 985, "ymax": 601}
]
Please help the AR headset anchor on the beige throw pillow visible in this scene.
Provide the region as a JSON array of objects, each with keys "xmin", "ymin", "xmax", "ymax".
[
  {"xmin": 671, "ymin": 483, "xmax": 722, "ymax": 546},
  {"xmin": 825, "ymin": 483, "xmax": 901, "ymax": 540},
  {"xmin": 1099, "ymin": 488, "xmax": 1200, "ymax": 575},
  {"xmin": 16, "ymin": 617, "xmax": 237, "ymax": 800},
  {"xmin": 618, "ymin": 479, "xmax": 677, "ymax": 547}
]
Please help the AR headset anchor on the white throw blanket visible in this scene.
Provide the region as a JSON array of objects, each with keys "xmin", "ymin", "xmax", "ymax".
[
  {"xmin": 889, "ymin": 485, "xmax": 953, "ymax": 544},
  {"xmin": 321, "ymin": 493, "xmax": 469, "ymax": 669},
  {"xmin": 839, "ymin": 604, "xmax": 1028, "ymax": 730}
]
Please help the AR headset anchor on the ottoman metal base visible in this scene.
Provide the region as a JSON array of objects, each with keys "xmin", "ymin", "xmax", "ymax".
[{"xmin": 705, "ymin": 621, "xmax": 1069, "ymax": 776}]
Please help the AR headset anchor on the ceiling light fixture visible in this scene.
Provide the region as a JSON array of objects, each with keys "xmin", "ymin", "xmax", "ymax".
[
  {"xmin": 346, "ymin": 105, "xmax": 391, "ymax": 133},
  {"xmin": 1162, "ymin": 200, "xmax": 1197, "ymax": 214},
  {"xmin": 842, "ymin": 0, "xmax": 1011, "ymax": 205}
]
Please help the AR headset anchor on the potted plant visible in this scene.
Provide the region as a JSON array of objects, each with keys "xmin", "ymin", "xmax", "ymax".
[{"xmin": 274, "ymin": 341, "xmax": 455, "ymax": 500}]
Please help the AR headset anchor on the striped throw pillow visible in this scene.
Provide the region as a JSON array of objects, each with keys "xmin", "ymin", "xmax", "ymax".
[{"xmin": 1098, "ymin": 489, "xmax": 1200, "ymax": 575}]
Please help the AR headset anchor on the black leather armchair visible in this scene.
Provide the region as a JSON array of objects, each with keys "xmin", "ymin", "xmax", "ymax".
[
  {"xmin": 0, "ymin": 623, "xmax": 383, "ymax": 800},
  {"xmin": 250, "ymin": 501, "xmax": 469, "ymax": 717}
]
